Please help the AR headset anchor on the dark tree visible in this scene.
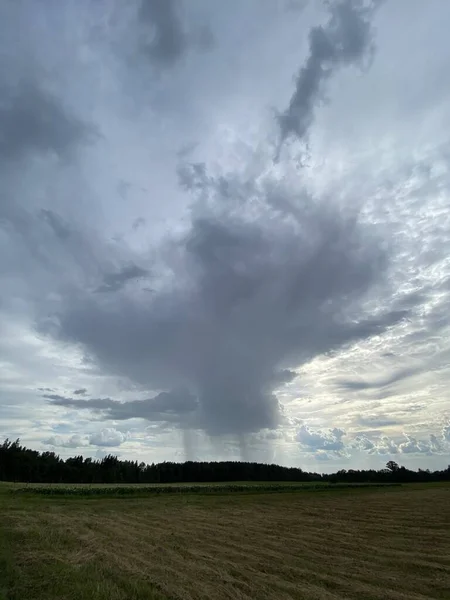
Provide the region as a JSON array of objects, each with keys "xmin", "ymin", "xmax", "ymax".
[{"xmin": 1, "ymin": 439, "xmax": 449, "ymax": 485}]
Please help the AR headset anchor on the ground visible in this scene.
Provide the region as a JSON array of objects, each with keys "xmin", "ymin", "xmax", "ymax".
[{"xmin": 1, "ymin": 483, "xmax": 449, "ymax": 600}]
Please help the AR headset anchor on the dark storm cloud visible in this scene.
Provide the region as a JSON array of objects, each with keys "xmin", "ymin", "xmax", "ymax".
[
  {"xmin": 50, "ymin": 166, "xmax": 407, "ymax": 437},
  {"xmin": 277, "ymin": 0, "xmax": 381, "ymax": 151},
  {"xmin": 95, "ymin": 265, "xmax": 149, "ymax": 293},
  {"xmin": 0, "ymin": 83, "xmax": 94, "ymax": 162}
]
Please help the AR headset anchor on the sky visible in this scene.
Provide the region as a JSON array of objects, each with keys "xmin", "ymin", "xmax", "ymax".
[{"xmin": 1, "ymin": 0, "xmax": 450, "ymax": 472}]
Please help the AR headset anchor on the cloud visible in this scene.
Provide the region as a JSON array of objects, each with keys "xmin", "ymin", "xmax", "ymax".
[
  {"xmin": 285, "ymin": 0, "xmax": 309, "ymax": 13},
  {"xmin": 337, "ymin": 367, "xmax": 416, "ymax": 392},
  {"xmin": 44, "ymin": 429, "xmax": 127, "ymax": 449},
  {"xmin": 0, "ymin": 82, "xmax": 94, "ymax": 162},
  {"xmin": 132, "ymin": 217, "xmax": 146, "ymax": 231},
  {"xmin": 429, "ymin": 434, "xmax": 444, "ymax": 454},
  {"xmin": 352, "ymin": 430, "xmax": 449, "ymax": 457},
  {"xmin": 48, "ymin": 161, "xmax": 407, "ymax": 439},
  {"xmin": 366, "ymin": 435, "xmax": 398, "ymax": 455},
  {"xmin": 43, "ymin": 434, "xmax": 87, "ymax": 449},
  {"xmin": 277, "ymin": 0, "xmax": 381, "ymax": 152},
  {"xmin": 73, "ymin": 388, "xmax": 87, "ymax": 396},
  {"xmin": 133, "ymin": 0, "xmax": 214, "ymax": 67},
  {"xmin": 40, "ymin": 210, "xmax": 71, "ymax": 241},
  {"xmin": 138, "ymin": 0, "xmax": 187, "ymax": 66},
  {"xmin": 274, "ymin": 369, "xmax": 298, "ymax": 386},
  {"xmin": 397, "ymin": 433, "xmax": 449, "ymax": 456},
  {"xmin": 355, "ymin": 414, "xmax": 404, "ymax": 428},
  {"xmin": 352, "ymin": 435, "xmax": 375, "ymax": 452},
  {"xmin": 296, "ymin": 424, "xmax": 346, "ymax": 454},
  {"xmin": 95, "ymin": 264, "xmax": 149, "ymax": 293},
  {"xmin": 46, "ymin": 389, "xmax": 198, "ymax": 427},
  {"xmin": 89, "ymin": 428, "xmax": 125, "ymax": 447},
  {"xmin": 398, "ymin": 434, "xmax": 429, "ymax": 455},
  {"xmin": 2, "ymin": 0, "xmax": 449, "ymax": 467}
]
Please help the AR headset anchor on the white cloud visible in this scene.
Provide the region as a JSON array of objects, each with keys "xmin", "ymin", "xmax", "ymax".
[
  {"xmin": 43, "ymin": 434, "xmax": 87, "ymax": 449},
  {"xmin": 89, "ymin": 428, "xmax": 126, "ymax": 447},
  {"xmin": 443, "ymin": 423, "xmax": 450, "ymax": 442},
  {"xmin": 296, "ymin": 424, "xmax": 346, "ymax": 455},
  {"xmin": 398, "ymin": 435, "xmax": 430, "ymax": 455}
]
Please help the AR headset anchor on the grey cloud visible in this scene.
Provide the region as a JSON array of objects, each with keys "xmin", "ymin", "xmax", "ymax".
[
  {"xmin": 138, "ymin": 0, "xmax": 187, "ymax": 66},
  {"xmin": 132, "ymin": 217, "xmax": 146, "ymax": 231},
  {"xmin": 73, "ymin": 388, "xmax": 87, "ymax": 396},
  {"xmin": 135, "ymin": 0, "xmax": 214, "ymax": 68},
  {"xmin": 194, "ymin": 24, "xmax": 215, "ymax": 53},
  {"xmin": 96, "ymin": 264, "xmax": 149, "ymax": 293},
  {"xmin": 47, "ymin": 389, "xmax": 199, "ymax": 427},
  {"xmin": 277, "ymin": 0, "xmax": 380, "ymax": 152},
  {"xmin": 51, "ymin": 165, "xmax": 406, "ymax": 437},
  {"xmin": 285, "ymin": 0, "xmax": 309, "ymax": 13},
  {"xmin": 43, "ymin": 394, "xmax": 71, "ymax": 403},
  {"xmin": 0, "ymin": 83, "xmax": 94, "ymax": 162},
  {"xmin": 0, "ymin": 0, "xmax": 412, "ymax": 450},
  {"xmin": 40, "ymin": 210, "xmax": 71, "ymax": 241}
]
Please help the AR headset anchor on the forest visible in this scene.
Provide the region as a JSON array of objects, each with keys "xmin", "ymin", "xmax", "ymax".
[{"xmin": 1, "ymin": 438, "xmax": 449, "ymax": 484}]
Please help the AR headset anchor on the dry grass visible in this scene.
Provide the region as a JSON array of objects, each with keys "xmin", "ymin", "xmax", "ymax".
[{"xmin": 1, "ymin": 484, "xmax": 449, "ymax": 599}]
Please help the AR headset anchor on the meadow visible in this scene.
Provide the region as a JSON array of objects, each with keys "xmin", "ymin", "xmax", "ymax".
[{"xmin": 1, "ymin": 482, "xmax": 449, "ymax": 600}]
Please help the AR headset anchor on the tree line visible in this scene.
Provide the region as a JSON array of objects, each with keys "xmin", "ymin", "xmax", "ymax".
[{"xmin": 1, "ymin": 439, "xmax": 449, "ymax": 484}]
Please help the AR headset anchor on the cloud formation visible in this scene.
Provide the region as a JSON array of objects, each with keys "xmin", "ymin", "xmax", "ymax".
[
  {"xmin": 138, "ymin": 0, "xmax": 187, "ymax": 66},
  {"xmin": 352, "ymin": 428, "xmax": 450, "ymax": 457},
  {"xmin": 123, "ymin": 0, "xmax": 214, "ymax": 69},
  {"xmin": 96, "ymin": 265, "xmax": 149, "ymax": 293},
  {"xmin": 43, "ymin": 434, "xmax": 87, "ymax": 449},
  {"xmin": 277, "ymin": 0, "xmax": 380, "ymax": 153},
  {"xmin": 89, "ymin": 428, "xmax": 125, "ymax": 447},
  {"xmin": 296, "ymin": 424, "xmax": 346, "ymax": 454},
  {"xmin": 0, "ymin": 82, "xmax": 94, "ymax": 163},
  {"xmin": 1, "ymin": 0, "xmax": 449, "ymax": 468},
  {"xmin": 46, "ymin": 389, "xmax": 198, "ymax": 427},
  {"xmin": 50, "ymin": 163, "xmax": 406, "ymax": 439},
  {"xmin": 43, "ymin": 429, "xmax": 126, "ymax": 449}
]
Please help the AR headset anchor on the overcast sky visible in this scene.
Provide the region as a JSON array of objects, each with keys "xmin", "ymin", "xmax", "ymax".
[{"xmin": 1, "ymin": 0, "xmax": 450, "ymax": 471}]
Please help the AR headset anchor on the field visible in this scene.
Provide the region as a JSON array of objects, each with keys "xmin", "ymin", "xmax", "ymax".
[{"xmin": 1, "ymin": 483, "xmax": 449, "ymax": 600}]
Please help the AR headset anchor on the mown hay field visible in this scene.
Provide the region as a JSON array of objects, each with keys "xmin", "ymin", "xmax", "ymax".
[{"xmin": 1, "ymin": 483, "xmax": 449, "ymax": 600}]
